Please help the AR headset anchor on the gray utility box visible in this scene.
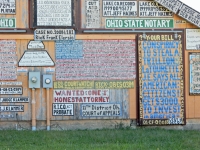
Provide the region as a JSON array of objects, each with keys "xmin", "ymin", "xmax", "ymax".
[
  {"xmin": 29, "ymin": 72, "xmax": 41, "ymax": 88},
  {"xmin": 43, "ymin": 74, "xmax": 53, "ymax": 88}
]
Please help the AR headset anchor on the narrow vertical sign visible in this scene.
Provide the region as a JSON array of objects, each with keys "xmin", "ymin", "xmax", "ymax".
[{"xmin": 138, "ymin": 33, "xmax": 185, "ymax": 125}]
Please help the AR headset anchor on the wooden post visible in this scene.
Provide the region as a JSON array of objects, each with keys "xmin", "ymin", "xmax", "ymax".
[{"xmin": 32, "ymin": 88, "xmax": 36, "ymax": 131}]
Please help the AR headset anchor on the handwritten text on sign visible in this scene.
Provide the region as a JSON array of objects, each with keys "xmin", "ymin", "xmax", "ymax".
[
  {"xmin": 18, "ymin": 50, "xmax": 54, "ymax": 67},
  {"xmin": 0, "ymin": 0, "xmax": 15, "ymax": 14},
  {"xmin": 186, "ymin": 29, "xmax": 200, "ymax": 50},
  {"xmin": 106, "ymin": 19, "xmax": 174, "ymax": 28},
  {"xmin": 0, "ymin": 105, "xmax": 24, "ymax": 112},
  {"xmin": 53, "ymin": 103, "xmax": 73, "ymax": 116},
  {"xmin": 85, "ymin": 0, "xmax": 100, "ymax": 28},
  {"xmin": 189, "ymin": 53, "xmax": 200, "ymax": 94},
  {"xmin": 81, "ymin": 103, "xmax": 121, "ymax": 117},
  {"xmin": 54, "ymin": 89, "xmax": 109, "ymax": 103},
  {"xmin": 34, "ymin": 29, "xmax": 75, "ymax": 41},
  {"xmin": 0, "ymin": 97, "xmax": 29, "ymax": 103},
  {"xmin": 138, "ymin": 34, "xmax": 184, "ymax": 125},
  {"xmin": 139, "ymin": 1, "xmax": 172, "ymax": 17},
  {"xmin": 0, "ymin": 18, "xmax": 16, "ymax": 28},
  {"xmin": 56, "ymin": 40, "xmax": 83, "ymax": 59},
  {"xmin": 56, "ymin": 40, "xmax": 136, "ymax": 80},
  {"xmin": 54, "ymin": 80, "xmax": 134, "ymax": 89},
  {"xmin": 178, "ymin": 4, "xmax": 200, "ymax": 28},
  {"xmin": 103, "ymin": 1, "xmax": 137, "ymax": 16},
  {"xmin": 0, "ymin": 40, "xmax": 17, "ymax": 80},
  {"xmin": 154, "ymin": 0, "xmax": 182, "ymax": 13},
  {"xmin": 37, "ymin": 0, "xmax": 72, "ymax": 26}
]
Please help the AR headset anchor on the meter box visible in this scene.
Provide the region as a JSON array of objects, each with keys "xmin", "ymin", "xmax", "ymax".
[{"xmin": 29, "ymin": 72, "xmax": 41, "ymax": 88}]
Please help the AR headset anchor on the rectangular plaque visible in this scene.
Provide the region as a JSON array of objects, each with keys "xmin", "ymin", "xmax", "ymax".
[
  {"xmin": 105, "ymin": 18, "xmax": 174, "ymax": 28},
  {"xmin": 0, "ymin": 97, "xmax": 29, "ymax": 103},
  {"xmin": 0, "ymin": 40, "xmax": 17, "ymax": 80},
  {"xmin": 54, "ymin": 80, "xmax": 134, "ymax": 89},
  {"xmin": 0, "ymin": 105, "xmax": 24, "ymax": 112},
  {"xmin": 85, "ymin": 0, "xmax": 100, "ymax": 28},
  {"xmin": 186, "ymin": 29, "xmax": 200, "ymax": 50},
  {"xmin": 52, "ymin": 103, "xmax": 73, "ymax": 116},
  {"xmin": 154, "ymin": 0, "xmax": 182, "ymax": 13},
  {"xmin": 56, "ymin": 40, "xmax": 136, "ymax": 80},
  {"xmin": 34, "ymin": 29, "xmax": 75, "ymax": 41},
  {"xmin": 0, "ymin": 0, "xmax": 15, "ymax": 14},
  {"xmin": 54, "ymin": 89, "xmax": 110, "ymax": 103},
  {"xmin": 0, "ymin": 18, "xmax": 16, "ymax": 28},
  {"xmin": 189, "ymin": 53, "xmax": 200, "ymax": 95},
  {"xmin": 0, "ymin": 87, "xmax": 22, "ymax": 95},
  {"xmin": 81, "ymin": 103, "xmax": 121, "ymax": 117},
  {"xmin": 103, "ymin": 1, "xmax": 137, "ymax": 17},
  {"xmin": 178, "ymin": 4, "xmax": 200, "ymax": 28},
  {"xmin": 138, "ymin": 33, "xmax": 185, "ymax": 125},
  {"xmin": 36, "ymin": 0, "xmax": 72, "ymax": 26},
  {"xmin": 139, "ymin": 1, "xmax": 172, "ymax": 17}
]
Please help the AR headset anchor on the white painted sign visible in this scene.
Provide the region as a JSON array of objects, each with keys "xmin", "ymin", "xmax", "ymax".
[
  {"xmin": 0, "ymin": 87, "xmax": 22, "ymax": 95},
  {"xmin": 0, "ymin": 0, "xmax": 15, "ymax": 14},
  {"xmin": 186, "ymin": 29, "xmax": 200, "ymax": 50},
  {"xmin": 0, "ymin": 97, "xmax": 29, "ymax": 103},
  {"xmin": 44, "ymin": 67, "xmax": 55, "ymax": 73},
  {"xmin": 178, "ymin": 4, "xmax": 200, "ymax": 28},
  {"xmin": 81, "ymin": 103, "xmax": 121, "ymax": 117},
  {"xmin": 0, "ymin": 105, "xmax": 24, "ymax": 112},
  {"xmin": 28, "ymin": 40, "xmax": 44, "ymax": 49},
  {"xmin": 34, "ymin": 29, "xmax": 75, "ymax": 41},
  {"xmin": 0, "ymin": 82, "xmax": 22, "ymax": 85},
  {"xmin": 0, "ymin": 114, "xmax": 14, "ymax": 118},
  {"xmin": 86, "ymin": 0, "xmax": 100, "ymax": 28},
  {"xmin": 154, "ymin": 0, "xmax": 182, "ymax": 13},
  {"xmin": 103, "ymin": 1, "xmax": 137, "ymax": 16},
  {"xmin": 53, "ymin": 103, "xmax": 73, "ymax": 116},
  {"xmin": 18, "ymin": 50, "xmax": 55, "ymax": 67},
  {"xmin": 17, "ymin": 67, "xmax": 28, "ymax": 73},
  {"xmin": 37, "ymin": 0, "xmax": 72, "ymax": 26},
  {"xmin": 139, "ymin": 1, "xmax": 172, "ymax": 17},
  {"xmin": 54, "ymin": 89, "xmax": 110, "ymax": 103}
]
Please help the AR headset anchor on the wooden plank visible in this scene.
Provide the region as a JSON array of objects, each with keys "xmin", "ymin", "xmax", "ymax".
[{"xmin": 129, "ymin": 81, "xmax": 136, "ymax": 119}]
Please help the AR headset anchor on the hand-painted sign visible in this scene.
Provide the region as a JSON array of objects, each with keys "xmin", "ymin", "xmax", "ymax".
[
  {"xmin": 34, "ymin": 29, "xmax": 75, "ymax": 41},
  {"xmin": 105, "ymin": 19, "xmax": 174, "ymax": 28},
  {"xmin": 0, "ymin": 18, "xmax": 16, "ymax": 28},
  {"xmin": 178, "ymin": 4, "xmax": 200, "ymax": 28},
  {"xmin": 56, "ymin": 40, "xmax": 136, "ymax": 80},
  {"xmin": 154, "ymin": 0, "xmax": 182, "ymax": 13},
  {"xmin": 139, "ymin": 1, "xmax": 172, "ymax": 17},
  {"xmin": 103, "ymin": 1, "xmax": 137, "ymax": 16},
  {"xmin": 52, "ymin": 103, "xmax": 73, "ymax": 116},
  {"xmin": 0, "ymin": 0, "xmax": 15, "ymax": 14},
  {"xmin": 36, "ymin": 0, "xmax": 72, "ymax": 26},
  {"xmin": 0, "ymin": 114, "xmax": 14, "ymax": 118},
  {"xmin": 0, "ymin": 97, "xmax": 29, "ymax": 103},
  {"xmin": 18, "ymin": 50, "xmax": 55, "ymax": 67},
  {"xmin": 0, "ymin": 105, "xmax": 24, "ymax": 112},
  {"xmin": 0, "ymin": 87, "xmax": 22, "ymax": 95},
  {"xmin": 0, "ymin": 82, "xmax": 22, "ymax": 85},
  {"xmin": 186, "ymin": 29, "xmax": 200, "ymax": 50},
  {"xmin": 81, "ymin": 103, "xmax": 121, "ymax": 117},
  {"xmin": 28, "ymin": 40, "xmax": 45, "ymax": 49},
  {"xmin": 54, "ymin": 89, "xmax": 110, "ymax": 103},
  {"xmin": 56, "ymin": 40, "xmax": 83, "ymax": 59},
  {"xmin": 138, "ymin": 33, "xmax": 185, "ymax": 125},
  {"xmin": 189, "ymin": 53, "xmax": 200, "ymax": 94},
  {"xmin": 0, "ymin": 40, "xmax": 17, "ymax": 80},
  {"xmin": 85, "ymin": 0, "xmax": 100, "ymax": 28},
  {"xmin": 54, "ymin": 80, "xmax": 134, "ymax": 89}
]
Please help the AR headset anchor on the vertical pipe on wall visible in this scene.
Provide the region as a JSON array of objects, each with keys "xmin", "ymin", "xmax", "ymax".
[
  {"xmin": 46, "ymin": 88, "xmax": 50, "ymax": 131},
  {"xmin": 32, "ymin": 88, "xmax": 36, "ymax": 131}
]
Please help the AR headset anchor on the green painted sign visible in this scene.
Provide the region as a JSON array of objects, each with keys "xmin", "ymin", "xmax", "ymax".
[
  {"xmin": 105, "ymin": 19, "xmax": 174, "ymax": 28},
  {"xmin": 0, "ymin": 18, "xmax": 16, "ymax": 28}
]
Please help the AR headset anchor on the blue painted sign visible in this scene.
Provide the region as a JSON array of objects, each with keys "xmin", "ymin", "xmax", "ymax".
[
  {"xmin": 138, "ymin": 34, "xmax": 185, "ymax": 125},
  {"xmin": 55, "ymin": 40, "xmax": 83, "ymax": 59}
]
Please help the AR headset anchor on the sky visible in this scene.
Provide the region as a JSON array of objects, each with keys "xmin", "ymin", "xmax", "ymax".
[{"xmin": 180, "ymin": 0, "xmax": 200, "ymax": 12}]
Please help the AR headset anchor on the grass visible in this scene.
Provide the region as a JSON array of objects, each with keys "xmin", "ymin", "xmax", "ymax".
[{"xmin": 0, "ymin": 127, "xmax": 200, "ymax": 150}]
